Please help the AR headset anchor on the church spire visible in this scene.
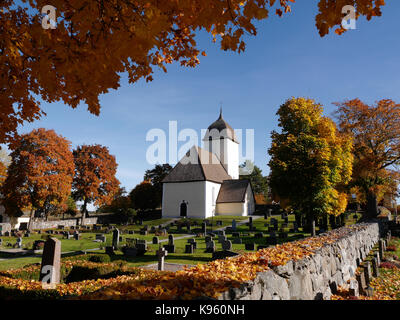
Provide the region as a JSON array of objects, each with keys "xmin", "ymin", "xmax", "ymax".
[{"xmin": 219, "ymin": 103, "xmax": 223, "ymax": 119}]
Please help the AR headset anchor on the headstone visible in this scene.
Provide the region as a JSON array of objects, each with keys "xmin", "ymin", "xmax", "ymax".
[
  {"xmin": 205, "ymin": 236, "xmax": 212, "ymax": 243},
  {"xmin": 186, "ymin": 224, "xmax": 191, "ymax": 231},
  {"xmin": 74, "ymin": 231, "xmax": 80, "ymax": 240},
  {"xmin": 245, "ymin": 243, "xmax": 255, "ymax": 251},
  {"xmin": 128, "ymin": 230, "xmax": 134, "ymax": 235},
  {"xmin": 379, "ymin": 239, "xmax": 385, "ymax": 260},
  {"xmin": 163, "ymin": 244, "xmax": 175, "ymax": 253},
  {"xmin": 136, "ymin": 243, "xmax": 147, "ymax": 255},
  {"xmin": 254, "ymin": 232, "xmax": 263, "ymax": 239},
  {"xmin": 206, "ymin": 240, "xmax": 216, "ymax": 252},
  {"xmin": 356, "ymin": 273, "xmax": 366, "ymax": 295},
  {"xmin": 363, "ymin": 261, "xmax": 372, "ymax": 284},
  {"xmin": 216, "ymin": 220, "xmax": 223, "ymax": 226},
  {"xmin": 112, "ymin": 229, "xmax": 120, "ymax": 249},
  {"xmin": 374, "ymin": 252, "xmax": 380, "ymax": 266},
  {"xmin": 185, "ymin": 244, "xmax": 194, "ymax": 253},
  {"xmin": 257, "ymin": 245, "xmax": 268, "ymax": 250},
  {"xmin": 218, "ymin": 235, "xmax": 227, "ymax": 243},
  {"xmin": 372, "ymin": 257, "xmax": 379, "ymax": 277},
  {"xmin": 233, "ymin": 238, "xmax": 242, "ymax": 244},
  {"xmin": 157, "ymin": 246, "xmax": 168, "ymax": 271},
  {"xmin": 232, "ymin": 232, "xmax": 240, "ymax": 237},
  {"xmin": 349, "ymin": 279, "xmax": 359, "ymax": 297},
  {"xmin": 232, "ymin": 219, "xmax": 237, "ymax": 231},
  {"xmin": 16, "ymin": 237, "xmax": 22, "ymax": 248},
  {"xmin": 168, "ymin": 234, "xmax": 174, "ymax": 246},
  {"xmin": 212, "ymin": 250, "xmax": 239, "ymax": 260},
  {"xmin": 222, "ymin": 240, "xmax": 232, "ymax": 251},
  {"xmin": 152, "ymin": 236, "xmax": 159, "ymax": 244},
  {"xmin": 200, "ymin": 222, "xmax": 207, "ymax": 233},
  {"xmin": 39, "ymin": 237, "xmax": 61, "ymax": 286}
]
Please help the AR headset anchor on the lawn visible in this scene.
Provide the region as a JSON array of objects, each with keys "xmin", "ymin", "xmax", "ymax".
[{"xmin": 0, "ymin": 213, "xmax": 362, "ymax": 271}]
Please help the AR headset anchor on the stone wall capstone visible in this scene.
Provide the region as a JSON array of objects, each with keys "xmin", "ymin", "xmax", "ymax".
[{"xmin": 218, "ymin": 222, "xmax": 380, "ymax": 300}]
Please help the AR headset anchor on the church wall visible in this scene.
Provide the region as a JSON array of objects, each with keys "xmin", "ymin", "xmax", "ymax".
[
  {"xmin": 204, "ymin": 181, "xmax": 222, "ymax": 218},
  {"xmin": 224, "ymin": 138, "xmax": 239, "ymax": 179},
  {"xmin": 216, "ymin": 202, "xmax": 245, "ymax": 215},
  {"xmin": 162, "ymin": 181, "xmax": 206, "ymax": 218}
]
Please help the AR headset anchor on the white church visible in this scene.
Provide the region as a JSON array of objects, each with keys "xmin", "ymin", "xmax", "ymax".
[{"xmin": 161, "ymin": 111, "xmax": 255, "ymax": 218}]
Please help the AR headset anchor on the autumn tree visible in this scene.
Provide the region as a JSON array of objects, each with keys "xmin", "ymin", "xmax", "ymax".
[
  {"xmin": 268, "ymin": 97, "xmax": 353, "ymax": 236},
  {"xmin": 0, "ymin": 149, "xmax": 11, "ymax": 187},
  {"xmin": 72, "ymin": 144, "xmax": 120, "ymax": 220},
  {"xmin": 239, "ymin": 160, "xmax": 269, "ymax": 200},
  {"xmin": 129, "ymin": 180, "xmax": 159, "ymax": 212},
  {"xmin": 144, "ymin": 164, "xmax": 172, "ymax": 208},
  {"xmin": 1, "ymin": 128, "xmax": 74, "ymax": 229},
  {"xmin": 1, "ymin": 1, "xmax": 385, "ymax": 145},
  {"xmin": 335, "ymin": 99, "xmax": 400, "ymax": 219}
]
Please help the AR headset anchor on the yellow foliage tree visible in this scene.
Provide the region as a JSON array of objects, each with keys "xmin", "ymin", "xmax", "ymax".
[{"xmin": 268, "ymin": 97, "xmax": 353, "ymax": 235}]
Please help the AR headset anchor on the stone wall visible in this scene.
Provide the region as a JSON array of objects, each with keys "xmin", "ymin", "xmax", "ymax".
[
  {"xmin": 30, "ymin": 217, "xmax": 98, "ymax": 230},
  {"xmin": 219, "ymin": 222, "xmax": 380, "ymax": 300}
]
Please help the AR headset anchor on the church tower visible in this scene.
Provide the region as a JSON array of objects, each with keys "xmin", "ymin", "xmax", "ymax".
[{"xmin": 203, "ymin": 109, "xmax": 239, "ymax": 179}]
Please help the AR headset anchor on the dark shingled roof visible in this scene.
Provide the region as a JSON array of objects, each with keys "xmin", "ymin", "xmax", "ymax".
[
  {"xmin": 202, "ymin": 110, "xmax": 238, "ymax": 143},
  {"xmin": 162, "ymin": 146, "xmax": 231, "ymax": 184},
  {"xmin": 216, "ymin": 179, "xmax": 251, "ymax": 203}
]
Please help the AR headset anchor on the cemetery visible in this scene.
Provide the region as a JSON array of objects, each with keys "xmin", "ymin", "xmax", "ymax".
[{"xmin": 0, "ymin": 211, "xmax": 399, "ymax": 300}]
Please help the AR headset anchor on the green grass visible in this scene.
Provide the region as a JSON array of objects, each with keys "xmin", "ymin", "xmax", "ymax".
[{"xmin": 0, "ymin": 213, "xmax": 362, "ymax": 271}]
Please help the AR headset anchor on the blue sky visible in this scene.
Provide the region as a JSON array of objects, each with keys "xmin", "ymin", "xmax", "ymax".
[{"xmin": 10, "ymin": 1, "xmax": 400, "ymax": 194}]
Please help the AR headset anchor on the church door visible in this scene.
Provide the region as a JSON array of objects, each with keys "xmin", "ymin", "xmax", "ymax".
[{"xmin": 180, "ymin": 201, "xmax": 187, "ymax": 217}]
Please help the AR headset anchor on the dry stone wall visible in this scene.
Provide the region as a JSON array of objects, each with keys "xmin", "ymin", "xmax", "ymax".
[{"xmin": 219, "ymin": 222, "xmax": 380, "ymax": 300}]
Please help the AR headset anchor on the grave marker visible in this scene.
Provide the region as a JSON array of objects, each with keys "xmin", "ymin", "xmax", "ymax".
[
  {"xmin": 39, "ymin": 237, "xmax": 61, "ymax": 287},
  {"xmin": 112, "ymin": 229, "xmax": 120, "ymax": 249},
  {"xmin": 156, "ymin": 246, "xmax": 168, "ymax": 271}
]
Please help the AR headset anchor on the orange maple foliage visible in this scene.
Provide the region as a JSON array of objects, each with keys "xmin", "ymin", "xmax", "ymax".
[
  {"xmin": 1, "ymin": 128, "xmax": 74, "ymax": 226},
  {"xmin": 1, "ymin": 0, "xmax": 385, "ymax": 145},
  {"xmin": 335, "ymin": 98, "xmax": 400, "ymax": 218},
  {"xmin": 72, "ymin": 144, "xmax": 120, "ymax": 216}
]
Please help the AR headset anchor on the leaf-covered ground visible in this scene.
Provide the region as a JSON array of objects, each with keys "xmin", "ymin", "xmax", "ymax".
[{"xmin": 332, "ymin": 237, "xmax": 400, "ymax": 300}]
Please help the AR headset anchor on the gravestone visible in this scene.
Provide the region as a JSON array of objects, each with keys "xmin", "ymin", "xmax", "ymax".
[
  {"xmin": 205, "ymin": 236, "xmax": 212, "ymax": 243},
  {"xmin": 168, "ymin": 234, "xmax": 174, "ymax": 246},
  {"xmin": 254, "ymin": 233, "xmax": 263, "ymax": 239},
  {"xmin": 245, "ymin": 243, "xmax": 255, "ymax": 251},
  {"xmin": 16, "ymin": 237, "xmax": 22, "ymax": 248},
  {"xmin": 372, "ymin": 257, "xmax": 379, "ymax": 277},
  {"xmin": 363, "ymin": 261, "xmax": 372, "ymax": 284},
  {"xmin": 379, "ymin": 239, "xmax": 385, "ymax": 260},
  {"xmin": 233, "ymin": 238, "xmax": 242, "ymax": 244},
  {"xmin": 374, "ymin": 252, "xmax": 380, "ymax": 266},
  {"xmin": 257, "ymin": 245, "xmax": 268, "ymax": 250},
  {"xmin": 205, "ymin": 240, "xmax": 216, "ymax": 253},
  {"xmin": 222, "ymin": 240, "xmax": 232, "ymax": 251},
  {"xmin": 112, "ymin": 229, "xmax": 120, "ymax": 249},
  {"xmin": 157, "ymin": 246, "xmax": 168, "ymax": 271},
  {"xmin": 188, "ymin": 238, "xmax": 196, "ymax": 244},
  {"xmin": 74, "ymin": 231, "xmax": 80, "ymax": 240},
  {"xmin": 218, "ymin": 235, "xmax": 227, "ymax": 243},
  {"xmin": 105, "ymin": 246, "xmax": 114, "ymax": 255},
  {"xmin": 136, "ymin": 243, "xmax": 147, "ymax": 255},
  {"xmin": 232, "ymin": 220, "xmax": 237, "ymax": 231},
  {"xmin": 201, "ymin": 222, "xmax": 207, "ymax": 233},
  {"xmin": 39, "ymin": 237, "xmax": 61, "ymax": 286},
  {"xmin": 152, "ymin": 236, "xmax": 159, "ymax": 244},
  {"xmin": 232, "ymin": 232, "xmax": 240, "ymax": 237},
  {"xmin": 186, "ymin": 224, "xmax": 191, "ymax": 231},
  {"xmin": 128, "ymin": 230, "xmax": 134, "ymax": 235},
  {"xmin": 349, "ymin": 279, "xmax": 359, "ymax": 297},
  {"xmin": 163, "ymin": 244, "xmax": 175, "ymax": 253},
  {"xmin": 356, "ymin": 273, "xmax": 366, "ymax": 295},
  {"xmin": 185, "ymin": 244, "xmax": 194, "ymax": 253},
  {"xmin": 216, "ymin": 221, "xmax": 223, "ymax": 226},
  {"xmin": 212, "ymin": 250, "xmax": 239, "ymax": 260}
]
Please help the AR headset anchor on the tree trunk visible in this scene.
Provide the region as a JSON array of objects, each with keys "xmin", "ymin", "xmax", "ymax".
[
  {"xmin": 311, "ymin": 217, "xmax": 316, "ymax": 237},
  {"xmin": 27, "ymin": 208, "xmax": 34, "ymax": 231},
  {"xmin": 366, "ymin": 192, "xmax": 378, "ymax": 220}
]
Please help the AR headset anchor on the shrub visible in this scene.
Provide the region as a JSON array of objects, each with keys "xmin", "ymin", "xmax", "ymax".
[
  {"xmin": 88, "ymin": 254, "xmax": 111, "ymax": 263},
  {"xmin": 387, "ymin": 245, "xmax": 397, "ymax": 252}
]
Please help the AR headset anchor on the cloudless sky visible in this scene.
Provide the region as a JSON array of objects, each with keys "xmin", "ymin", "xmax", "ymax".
[{"xmin": 9, "ymin": 1, "xmax": 400, "ymax": 197}]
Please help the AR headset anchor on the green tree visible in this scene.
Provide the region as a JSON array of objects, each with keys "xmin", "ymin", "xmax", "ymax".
[
  {"xmin": 144, "ymin": 164, "xmax": 172, "ymax": 208},
  {"xmin": 239, "ymin": 160, "xmax": 269, "ymax": 200},
  {"xmin": 129, "ymin": 180, "xmax": 159, "ymax": 211},
  {"xmin": 268, "ymin": 97, "xmax": 353, "ymax": 236}
]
